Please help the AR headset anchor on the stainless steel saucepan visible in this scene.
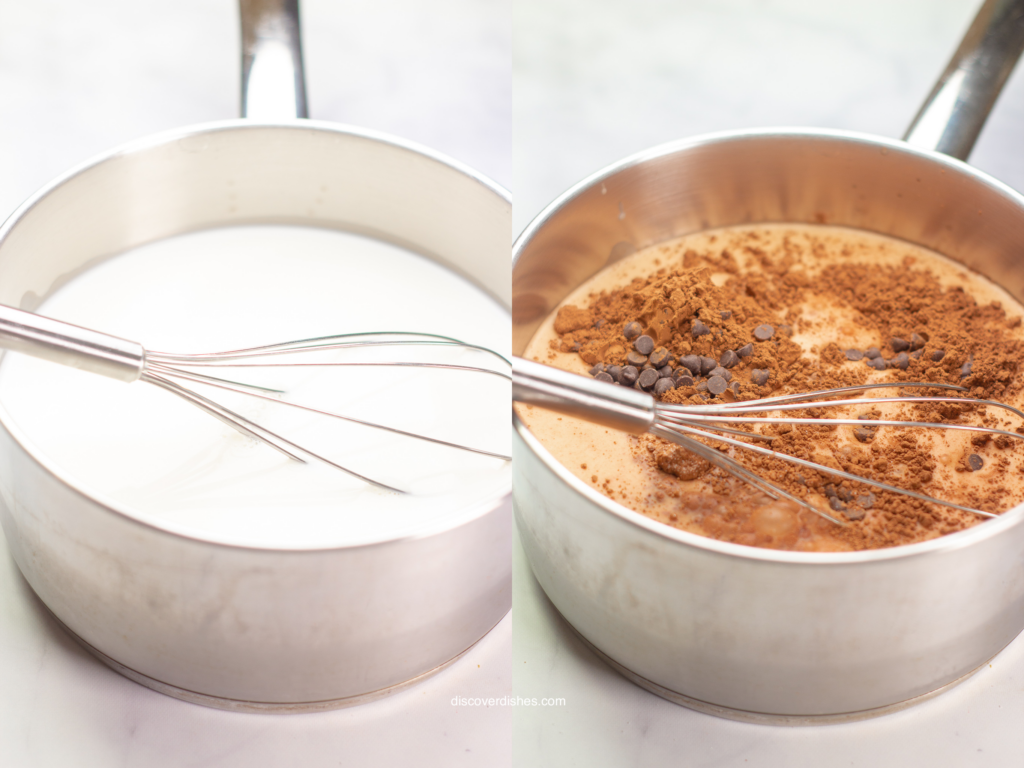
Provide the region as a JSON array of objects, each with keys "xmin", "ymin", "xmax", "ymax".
[
  {"xmin": 512, "ymin": 0, "xmax": 1024, "ymax": 721},
  {"xmin": 0, "ymin": 0, "xmax": 510, "ymax": 711}
]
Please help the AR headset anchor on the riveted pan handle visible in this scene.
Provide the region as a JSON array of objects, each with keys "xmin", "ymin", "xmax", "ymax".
[
  {"xmin": 239, "ymin": 0, "xmax": 309, "ymax": 119},
  {"xmin": 904, "ymin": 0, "xmax": 1024, "ymax": 160}
]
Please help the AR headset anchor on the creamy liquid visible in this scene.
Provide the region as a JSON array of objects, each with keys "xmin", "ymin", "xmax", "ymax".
[
  {"xmin": 519, "ymin": 224, "xmax": 1024, "ymax": 550},
  {"xmin": 0, "ymin": 226, "xmax": 510, "ymax": 548}
]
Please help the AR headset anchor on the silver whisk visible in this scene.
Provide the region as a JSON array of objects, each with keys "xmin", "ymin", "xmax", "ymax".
[
  {"xmin": 512, "ymin": 357, "xmax": 1024, "ymax": 525},
  {"xmin": 0, "ymin": 304, "xmax": 511, "ymax": 493}
]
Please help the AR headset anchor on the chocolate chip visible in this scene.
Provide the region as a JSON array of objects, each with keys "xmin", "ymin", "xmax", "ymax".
[
  {"xmin": 594, "ymin": 372, "xmax": 614, "ymax": 383},
  {"xmin": 865, "ymin": 357, "xmax": 887, "ymax": 371},
  {"xmin": 700, "ymin": 356, "xmax": 717, "ymax": 376},
  {"xmin": 823, "ymin": 484, "xmax": 837, "ymax": 498},
  {"xmin": 707, "ymin": 375, "xmax": 728, "ymax": 395},
  {"xmin": 854, "ymin": 426, "xmax": 875, "ymax": 443},
  {"xmin": 634, "ymin": 335, "xmax": 655, "ymax": 355},
  {"xmin": 910, "ymin": 333, "xmax": 926, "ymax": 351},
  {"xmin": 751, "ymin": 369, "xmax": 770, "ymax": 386},
  {"xmin": 778, "ymin": 324, "xmax": 793, "ymax": 337},
  {"xmin": 844, "ymin": 349, "xmax": 864, "ymax": 361},
  {"xmin": 845, "ymin": 506, "xmax": 866, "ymax": 521},
  {"xmin": 607, "ymin": 365, "xmax": 622, "ymax": 383},
  {"xmin": 968, "ymin": 454, "xmax": 984, "ymax": 471},
  {"xmin": 910, "ymin": 349, "xmax": 923, "ymax": 359},
  {"xmin": 620, "ymin": 365, "xmax": 639, "ymax": 386},
  {"xmin": 829, "ymin": 497, "xmax": 847, "ymax": 512},
  {"xmin": 696, "ymin": 381, "xmax": 709, "ymax": 392},
  {"xmin": 737, "ymin": 343, "xmax": 754, "ymax": 358},
  {"xmin": 728, "ymin": 381, "xmax": 741, "ymax": 395},
  {"xmin": 648, "ymin": 346, "xmax": 670, "ymax": 367},
  {"xmin": 865, "ymin": 347, "xmax": 881, "ymax": 359},
  {"xmin": 709, "ymin": 366, "xmax": 732, "ymax": 381},
  {"xmin": 638, "ymin": 368, "xmax": 660, "ymax": 390},
  {"xmin": 691, "ymin": 319, "xmax": 711, "ymax": 338},
  {"xmin": 642, "ymin": 361, "xmax": 657, "ymax": 371},
  {"xmin": 754, "ymin": 324, "xmax": 775, "ymax": 341},
  {"xmin": 658, "ymin": 365, "xmax": 674, "ymax": 378},
  {"xmin": 626, "ymin": 351, "xmax": 648, "ymax": 367},
  {"xmin": 675, "ymin": 374, "xmax": 695, "ymax": 387},
  {"xmin": 838, "ymin": 487, "xmax": 853, "ymax": 502},
  {"xmin": 653, "ymin": 378, "xmax": 676, "ymax": 396},
  {"xmin": 623, "ymin": 321, "xmax": 642, "ymax": 340},
  {"xmin": 719, "ymin": 349, "xmax": 740, "ymax": 369},
  {"xmin": 857, "ymin": 413, "xmax": 873, "ymax": 420},
  {"xmin": 960, "ymin": 359, "xmax": 973, "ymax": 379},
  {"xmin": 594, "ymin": 319, "xmax": 605, "ymax": 329},
  {"xmin": 892, "ymin": 351, "xmax": 910, "ymax": 370},
  {"xmin": 589, "ymin": 363, "xmax": 607, "ymax": 375},
  {"xmin": 675, "ymin": 356, "xmax": 700, "ymax": 376},
  {"xmin": 720, "ymin": 310, "xmax": 732, "ymax": 320},
  {"xmin": 931, "ymin": 349, "xmax": 945, "ymax": 362},
  {"xmin": 891, "ymin": 337, "xmax": 910, "ymax": 353},
  {"xmin": 680, "ymin": 355, "xmax": 702, "ymax": 376},
  {"xmin": 856, "ymin": 493, "xmax": 875, "ymax": 509}
]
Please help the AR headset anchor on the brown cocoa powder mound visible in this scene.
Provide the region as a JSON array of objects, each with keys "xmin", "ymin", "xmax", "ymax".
[{"xmin": 552, "ymin": 249, "xmax": 1024, "ymax": 551}]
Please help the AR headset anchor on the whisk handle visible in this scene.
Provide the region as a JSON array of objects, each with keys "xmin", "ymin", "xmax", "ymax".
[
  {"xmin": 512, "ymin": 356, "xmax": 654, "ymax": 434},
  {"xmin": 0, "ymin": 304, "xmax": 144, "ymax": 383}
]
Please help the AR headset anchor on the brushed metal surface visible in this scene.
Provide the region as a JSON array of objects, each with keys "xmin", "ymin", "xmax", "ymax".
[
  {"xmin": 43, "ymin": 554, "xmax": 498, "ymax": 713},
  {"xmin": 511, "ymin": 356, "xmax": 654, "ymax": 434},
  {"xmin": 0, "ymin": 121, "xmax": 511, "ymax": 704},
  {"xmin": 511, "ymin": 128, "xmax": 1024, "ymax": 716},
  {"xmin": 565, "ymin": 615, "xmax": 991, "ymax": 726},
  {"xmin": 0, "ymin": 304, "xmax": 144, "ymax": 382},
  {"xmin": 240, "ymin": 0, "xmax": 308, "ymax": 120},
  {"xmin": 904, "ymin": 0, "xmax": 1024, "ymax": 159}
]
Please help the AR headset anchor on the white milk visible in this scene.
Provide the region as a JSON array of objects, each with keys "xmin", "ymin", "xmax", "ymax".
[{"xmin": 0, "ymin": 226, "xmax": 510, "ymax": 549}]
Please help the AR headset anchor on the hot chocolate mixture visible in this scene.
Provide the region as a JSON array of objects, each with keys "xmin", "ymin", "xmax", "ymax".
[{"xmin": 517, "ymin": 224, "xmax": 1024, "ymax": 551}]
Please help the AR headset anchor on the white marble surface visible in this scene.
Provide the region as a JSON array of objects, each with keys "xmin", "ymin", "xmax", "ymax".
[
  {"xmin": 514, "ymin": 0, "xmax": 1024, "ymax": 234},
  {"xmin": 0, "ymin": 1, "xmax": 511, "ymax": 766},
  {"xmin": 0, "ymin": 0, "xmax": 511, "ymax": 221},
  {"xmin": 512, "ymin": 1, "xmax": 1024, "ymax": 765}
]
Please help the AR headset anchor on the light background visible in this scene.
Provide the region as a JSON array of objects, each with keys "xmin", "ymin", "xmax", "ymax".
[
  {"xmin": 6, "ymin": 0, "xmax": 1024, "ymax": 765},
  {"xmin": 0, "ymin": 1, "xmax": 512, "ymax": 767},
  {"xmin": 513, "ymin": 0, "xmax": 1024, "ymax": 766},
  {"xmin": 514, "ymin": 0, "xmax": 1024, "ymax": 234}
]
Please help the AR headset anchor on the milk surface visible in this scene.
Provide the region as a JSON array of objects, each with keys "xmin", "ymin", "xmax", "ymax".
[{"xmin": 0, "ymin": 226, "xmax": 510, "ymax": 548}]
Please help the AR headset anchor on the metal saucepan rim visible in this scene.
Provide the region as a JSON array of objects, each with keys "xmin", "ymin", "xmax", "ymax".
[
  {"xmin": 0, "ymin": 118, "xmax": 511, "ymax": 554},
  {"xmin": 1, "ymin": 117, "xmax": 510, "ymax": 238},
  {"xmin": 513, "ymin": 126, "xmax": 1024, "ymax": 246},
  {"xmin": 512, "ymin": 126, "xmax": 1024, "ymax": 565}
]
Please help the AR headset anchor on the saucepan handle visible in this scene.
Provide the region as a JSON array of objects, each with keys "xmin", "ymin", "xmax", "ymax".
[
  {"xmin": 513, "ymin": 356, "xmax": 655, "ymax": 435},
  {"xmin": 904, "ymin": 0, "xmax": 1024, "ymax": 160},
  {"xmin": 239, "ymin": 0, "xmax": 309, "ymax": 119}
]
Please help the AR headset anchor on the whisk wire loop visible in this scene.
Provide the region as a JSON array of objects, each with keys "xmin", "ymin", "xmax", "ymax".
[
  {"xmin": 0, "ymin": 301, "xmax": 512, "ymax": 493},
  {"xmin": 140, "ymin": 332, "xmax": 513, "ymax": 488},
  {"xmin": 512, "ymin": 358, "xmax": 1020, "ymax": 526}
]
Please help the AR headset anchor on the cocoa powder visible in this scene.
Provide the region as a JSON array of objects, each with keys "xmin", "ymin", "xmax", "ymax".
[{"xmin": 547, "ymin": 227, "xmax": 1024, "ymax": 550}]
